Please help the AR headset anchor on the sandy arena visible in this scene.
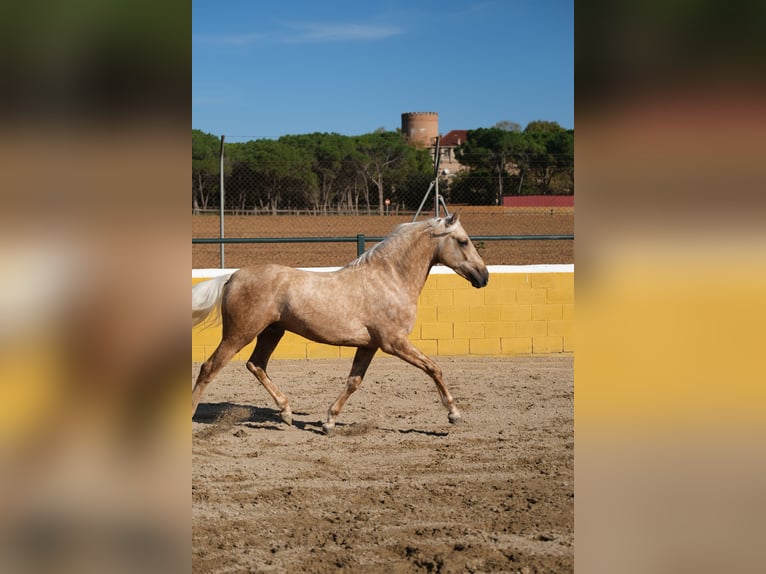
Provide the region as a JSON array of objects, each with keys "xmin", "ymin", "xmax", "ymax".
[{"xmin": 192, "ymin": 355, "xmax": 573, "ymax": 572}]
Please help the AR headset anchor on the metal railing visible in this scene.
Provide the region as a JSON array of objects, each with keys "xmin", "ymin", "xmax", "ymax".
[{"xmin": 192, "ymin": 233, "xmax": 574, "ymax": 260}]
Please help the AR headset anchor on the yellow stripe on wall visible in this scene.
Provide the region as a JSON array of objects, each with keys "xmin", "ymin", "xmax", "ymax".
[{"xmin": 192, "ymin": 267, "xmax": 573, "ymax": 361}]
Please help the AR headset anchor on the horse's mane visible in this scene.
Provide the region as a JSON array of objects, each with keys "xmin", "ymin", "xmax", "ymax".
[{"xmin": 343, "ymin": 219, "xmax": 438, "ymax": 271}]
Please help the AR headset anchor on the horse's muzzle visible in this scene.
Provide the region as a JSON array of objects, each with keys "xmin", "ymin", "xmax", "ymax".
[{"xmin": 468, "ymin": 266, "xmax": 489, "ymax": 289}]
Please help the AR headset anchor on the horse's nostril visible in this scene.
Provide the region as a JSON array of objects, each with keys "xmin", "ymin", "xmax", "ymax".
[{"xmin": 469, "ymin": 267, "xmax": 489, "ymax": 288}]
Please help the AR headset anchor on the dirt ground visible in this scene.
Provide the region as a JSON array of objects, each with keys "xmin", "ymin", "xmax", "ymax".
[
  {"xmin": 192, "ymin": 210, "xmax": 574, "ymax": 268},
  {"xmin": 192, "ymin": 355, "xmax": 573, "ymax": 573}
]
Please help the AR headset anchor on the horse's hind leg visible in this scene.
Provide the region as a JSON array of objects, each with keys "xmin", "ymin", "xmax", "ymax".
[
  {"xmin": 323, "ymin": 346, "xmax": 377, "ymax": 436},
  {"xmin": 383, "ymin": 338, "xmax": 462, "ymax": 425},
  {"xmin": 245, "ymin": 325, "xmax": 293, "ymax": 425},
  {"xmin": 192, "ymin": 336, "xmax": 246, "ymax": 416}
]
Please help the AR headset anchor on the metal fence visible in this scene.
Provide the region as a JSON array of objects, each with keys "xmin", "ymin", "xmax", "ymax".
[
  {"xmin": 192, "ymin": 146, "xmax": 573, "ymax": 268},
  {"xmin": 192, "ymin": 209, "xmax": 573, "ymax": 269}
]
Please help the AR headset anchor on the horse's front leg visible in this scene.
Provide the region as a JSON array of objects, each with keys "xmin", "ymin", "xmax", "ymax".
[
  {"xmin": 323, "ymin": 346, "xmax": 377, "ymax": 436},
  {"xmin": 383, "ymin": 338, "xmax": 463, "ymax": 425}
]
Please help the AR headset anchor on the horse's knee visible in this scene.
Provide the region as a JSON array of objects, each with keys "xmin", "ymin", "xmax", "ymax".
[
  {"xmin": 198, "ymin": 360, "xmax": 214, "ymax": 377},
  {"xmin": 246, "ymin": 362, "xmax": 265, "ymax": 377},
  {"xmin": 347, "ymin": 375, "xmax": 363, "ymax": 392}
]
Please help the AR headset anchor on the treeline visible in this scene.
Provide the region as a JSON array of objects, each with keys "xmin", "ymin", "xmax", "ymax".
[
  {"xmin": 193, "ymin": 130, "xmax": 433, "ymax": 215},
  {"xmin": 192, "ymin": 121, "xmax": 573, "ymax": 214},
  {"xmin": 451, "ymin": 121, "xmax": 574, "ymax": 205}
]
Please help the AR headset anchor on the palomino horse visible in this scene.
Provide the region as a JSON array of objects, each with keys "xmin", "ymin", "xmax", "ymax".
[{"xmin": 191, "ymin": 213, "xmax": 488, "ymax": 435}]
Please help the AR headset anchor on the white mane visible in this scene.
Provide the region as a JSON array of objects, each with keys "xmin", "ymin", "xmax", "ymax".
[{"xmin": 343, "ymin": 219, "xmax": 441, "ymax": 269}]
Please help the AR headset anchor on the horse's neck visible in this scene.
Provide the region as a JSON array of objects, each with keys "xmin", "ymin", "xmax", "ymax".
[
  {"xmin": 387, "ymin": 231, "xmax": 436, "ymax": 296},
  {"xmin": 346, "ymin": 223, "xmax": 438, "ymax": 297}
]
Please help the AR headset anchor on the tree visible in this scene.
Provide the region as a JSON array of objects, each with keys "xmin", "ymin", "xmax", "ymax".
[
  {"xmin": 454, "ymin": 127, "xmax": 526, "ymax": 204},
  {"xmin": 355, "ymin": 131, "xmax": 428, "ymax": 215},
  {"xmin": 279, "ymin": 133, "xmax": 358, "ymax": 213},
  {"xmin": 227, "ymin": 139, "xmax": 316, "ymax": 214},
  {"xmin": 192, "ymin": 130, "xmax": 222, "ymax": 212},
  {"xmin": 454, "ymin": 122, "xmax": 574, "ymax": 198},
  {"xmin": 448, "ymin": 169, "xmax": 497, "ymax": 205},
  {"xmin": 522, "ymin": 121, "xmax": 574, "ymax": 195},
  {"xmin": 494, "ymin": 120, "xmax": 521, "ymax": 132}
]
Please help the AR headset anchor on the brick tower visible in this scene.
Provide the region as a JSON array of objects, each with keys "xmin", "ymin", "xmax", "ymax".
[{"xmin": 401, "ymin": 112, "xmax": 439, "ymax": 147}]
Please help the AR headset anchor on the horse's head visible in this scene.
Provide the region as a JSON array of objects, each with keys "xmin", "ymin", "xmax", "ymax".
[{"xmin": 432, "ymin": 213, "xmax": 489, "ymax": 288}]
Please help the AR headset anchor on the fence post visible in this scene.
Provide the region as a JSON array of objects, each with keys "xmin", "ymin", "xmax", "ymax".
[
  {"xmin": 356, "ymin": 234, "xmax": 365, "ymax": 257},
  {"xmin": 219, "ymin": 134, "xmax": 225, "ymax": 268}
]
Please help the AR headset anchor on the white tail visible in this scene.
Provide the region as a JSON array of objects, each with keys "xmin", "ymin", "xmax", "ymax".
[{"xmin": 192, "ymin": 274, "xmax": 231, "ymax": 327}]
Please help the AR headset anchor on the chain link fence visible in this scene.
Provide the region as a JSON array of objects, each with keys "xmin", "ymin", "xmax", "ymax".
[{"xmin": 192, "ymin": 146, "xmax": 573, "ymax": 268}]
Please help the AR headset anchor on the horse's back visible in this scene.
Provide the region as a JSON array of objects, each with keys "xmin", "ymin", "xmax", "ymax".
[
  {"xmin": 226, "ymin": 264, "xmax": 344, "ymax": 309},
  {"xmin": 232, "ymin": 263, "xmax": 296, "ymax": 281},
  {"xmin": 234, "ymin": 263, "xmax": 314, "ymax": 283}
]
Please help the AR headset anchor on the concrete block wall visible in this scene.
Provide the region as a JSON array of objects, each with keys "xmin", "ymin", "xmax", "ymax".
[{"xmin": 192, "ymin": 265, "xmax": 573, "ymax": 362}]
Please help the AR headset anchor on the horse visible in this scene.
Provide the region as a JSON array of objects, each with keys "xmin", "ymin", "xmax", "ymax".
[{"xmin": 191, "ymin": 212, "xmax": 489, "ymax": 435}]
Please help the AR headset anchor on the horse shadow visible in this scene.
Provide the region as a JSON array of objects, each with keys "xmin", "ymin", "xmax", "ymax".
[
  {"xmin": 193, "ymin": 403, "xmax": 450, "ymax": 437},
  {"xmin": 193, "ymin": 402, "xmax": 327, "ymax": 435}
]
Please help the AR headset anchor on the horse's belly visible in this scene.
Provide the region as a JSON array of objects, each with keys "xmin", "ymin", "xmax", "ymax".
[
  {"xmin": 284, "ymin": 319, "xmax": 371, "ymax": 347},
  {"xmin": 279, "ymin": 303, "xmax": 372, "ymax": 347}
]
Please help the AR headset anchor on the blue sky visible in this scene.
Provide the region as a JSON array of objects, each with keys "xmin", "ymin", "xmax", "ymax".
[{"xmin": 193, "ymin": 0, "xmax": 573, "ymax": 140}]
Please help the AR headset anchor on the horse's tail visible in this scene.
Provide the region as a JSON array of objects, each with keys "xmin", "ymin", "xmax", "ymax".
[{"xmin": 192, "ymin": 274, "xmax": 231, "ymax": 328}]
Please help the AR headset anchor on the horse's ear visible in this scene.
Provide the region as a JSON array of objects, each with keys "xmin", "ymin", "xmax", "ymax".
[{"xmin": 446, "ymin": 211, "xmax": 460, "ymax": 227}]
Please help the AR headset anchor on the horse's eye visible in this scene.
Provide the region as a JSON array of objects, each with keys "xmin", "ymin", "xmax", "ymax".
[{"xmin": 457, "ymin": 239, "xmax": 469, "ymax": 247}]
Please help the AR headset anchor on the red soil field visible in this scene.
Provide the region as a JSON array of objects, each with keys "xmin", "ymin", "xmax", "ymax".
[{"xmin": 192, "ymin": 208, "xmax": 573, "ymax": 268}]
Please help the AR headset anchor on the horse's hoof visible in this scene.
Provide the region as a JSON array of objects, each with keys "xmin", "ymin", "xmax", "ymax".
[
  {"xmin": 322, "ymin": 423, "xmax": 335, "ymax": 437},
  {"xmin": 280, "ymin": 411, "xmax": 293, "ymax": 426},
  {"xmin": 448, "ymin": 414, "xmax": 464, "ymax": 425}
]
